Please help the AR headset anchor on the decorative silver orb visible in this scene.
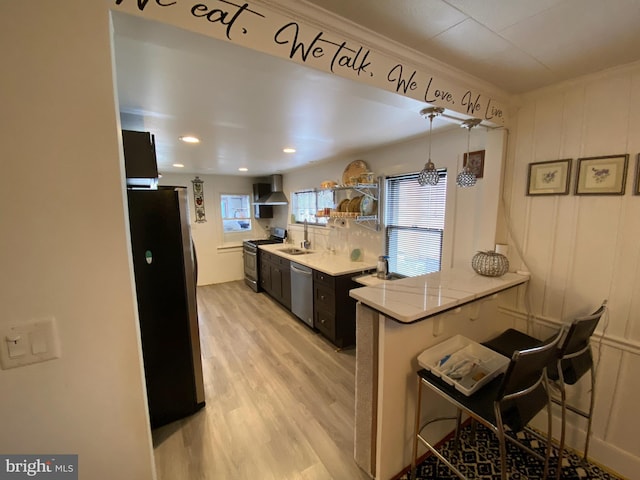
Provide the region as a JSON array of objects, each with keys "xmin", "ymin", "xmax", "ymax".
[{"xmin": 472, "ymin": 251, "xmax": 509, "ymax": 277}]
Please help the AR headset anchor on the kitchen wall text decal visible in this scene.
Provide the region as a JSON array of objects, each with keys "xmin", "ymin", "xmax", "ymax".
[
  {"xmin": 274, "ymin": 22, "xmax": 372, "ymax": 77},
  {"xmin": 112, "ymin": 0, "xmax": 507, "ymax": 125},
  {"xmin": 114, "ymin": 0, "xmax": 264, "ymax": 41}
]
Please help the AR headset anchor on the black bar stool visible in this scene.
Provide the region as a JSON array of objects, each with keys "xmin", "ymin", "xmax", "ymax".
[
  {"xmin": 411, "ymin": 328, "xmax": 565, "ymax": 480},
  {"xmin": 483, "ymin": 300, "xmax": 607, "ymax": 467}
]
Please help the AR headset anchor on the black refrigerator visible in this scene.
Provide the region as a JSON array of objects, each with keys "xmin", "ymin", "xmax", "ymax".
[{"xmin": 127, "ymin": 186, "xmax": 205, "ymax": 428}]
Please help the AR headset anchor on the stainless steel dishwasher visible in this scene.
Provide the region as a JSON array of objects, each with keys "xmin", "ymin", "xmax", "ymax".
[{"xmin": 290, "ymin": 262, "xmax": 313, "ymax": 328}]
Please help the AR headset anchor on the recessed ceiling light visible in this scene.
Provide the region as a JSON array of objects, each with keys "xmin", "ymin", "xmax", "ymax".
[
  {"xmin": 179, "ymin": 136, "xmax": 200, "ymax": 144},
  {"xmin": 283, "ymin": 147, "xmax": 296, "ymax": 153},
  {"xmin": 238, "ymin": 167, "xmax": 248, "ymax": 172},
  {"xmin": 173, "ymin": 163, "xmax": 184, "ymax": 168}
]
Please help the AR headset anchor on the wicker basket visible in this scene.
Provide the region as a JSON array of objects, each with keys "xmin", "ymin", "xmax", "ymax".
[{"xmin": 471, "ymin": 251, "xmax": 509, "ymax": 277}]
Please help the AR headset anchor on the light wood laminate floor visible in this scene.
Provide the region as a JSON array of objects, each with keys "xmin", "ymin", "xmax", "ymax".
[{"xmin": 152, "ymin": 281, "xmax": 371, "ymax": 480}]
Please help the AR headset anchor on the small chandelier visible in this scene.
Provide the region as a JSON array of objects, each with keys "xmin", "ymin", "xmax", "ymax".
[
  {"xmin": 418, "ymin": 106, "xmax": 444, "ymax": 186},
  {"xmin": 457, "ymin": 118, "xmax": 482, "ymax": 187}
]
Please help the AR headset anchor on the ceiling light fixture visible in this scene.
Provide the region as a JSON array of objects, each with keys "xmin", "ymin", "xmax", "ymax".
[
  {"xmin": 418, "ymin": 106, "xmax": 444, "ymax": 186},
  {"xmin": 283, "ymin": 147, "xmax": 296, "ymax": 153},
  {"xmin": 173, "ymin": 163, "xmax": 185, "ymax": 168},
  {"xmin": 457, "ymin": 118, "xmax": 482, "ymax": 188},
  {"xmin": 238, "ymin": 167, "xmax": 248, "ymax": 172},
  {"xmin": 179, "ymin": 136, "xmax": 200, "ymax": 144}
]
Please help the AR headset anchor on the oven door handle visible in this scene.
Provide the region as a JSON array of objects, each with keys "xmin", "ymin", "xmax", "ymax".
[{"xmin": 244, "ymin": 250, "xmax": 257, "ymax": 257}]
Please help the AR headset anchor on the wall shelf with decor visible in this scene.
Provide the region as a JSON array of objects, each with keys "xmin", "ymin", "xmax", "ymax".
[{"xmin": 322, "ymin": 179, "xmax": 381, "ymax": 232}]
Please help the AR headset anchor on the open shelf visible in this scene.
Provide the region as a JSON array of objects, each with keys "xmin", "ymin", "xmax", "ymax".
[{"xmin": 321, "ymin": 179, "xmax": 381, "ymax": 231}]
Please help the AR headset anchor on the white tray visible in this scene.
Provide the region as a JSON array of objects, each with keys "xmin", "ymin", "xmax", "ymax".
[{"xmin": 417, "ymin": 334, "xmax": 510, "ymax": 396}]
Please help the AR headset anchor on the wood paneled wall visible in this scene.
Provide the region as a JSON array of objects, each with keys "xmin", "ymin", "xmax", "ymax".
[{"xmin": 500, "ymin": 61, "xmax": 640, "ymax": 478}]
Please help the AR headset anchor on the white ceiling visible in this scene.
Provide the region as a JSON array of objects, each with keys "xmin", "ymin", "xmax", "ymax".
[
  {"xmin": 112, "ymin": 1, "xmax": 640, "ymax": 176},
  {"xmin": 113, "ymin": 13, "xmax": 430, "ymax": 177},
  {"xmin": 305, "ymin": 0, "xmax": 640, "ymax": 94}
]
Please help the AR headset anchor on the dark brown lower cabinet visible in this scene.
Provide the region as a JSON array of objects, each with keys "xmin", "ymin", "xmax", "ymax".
[
  {"xmin": 260, "ymin": 251, "xmax": 291, "ymax": 310},
  {"xmin": 313, "ymin": 270, "xmax": 357, "ymax": 348},
  {"xmin": 259, "ymin": 252, "xmax": 359, "ymax": 348}
]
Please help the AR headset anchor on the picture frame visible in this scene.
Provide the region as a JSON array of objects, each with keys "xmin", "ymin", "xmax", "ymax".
[
  {"xmin": 526, "ymin": 158, "xmax": 572, "ymax": 195},
  {"xmin": 635, "ymin": 154, "xmax": 640, "ymax": 195},
  {"xmin": 463, "ymin": 150, "xmax": 485, "ymax": 179},
  {"xmin": 575, "ymin": 154, "xmax": 628, "ymax": 195}
]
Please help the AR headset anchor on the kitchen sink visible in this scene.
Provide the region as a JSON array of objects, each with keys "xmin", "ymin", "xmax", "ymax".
[
  {"xmin": 384, "ymin": 272, "xmax": 407, "ymax": 280},
  {"xmin": 370, "ymin": 272, "xmax": 406, "ymax": 280},
  {"xmin": 279, "ymin": 247, "xmax": 314, "ymax": 255}
]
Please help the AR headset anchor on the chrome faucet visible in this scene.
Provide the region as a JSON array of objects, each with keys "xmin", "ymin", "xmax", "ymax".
[{"xmin": 302, "ymin": 220, "xmax": 311, "ymax": 249}]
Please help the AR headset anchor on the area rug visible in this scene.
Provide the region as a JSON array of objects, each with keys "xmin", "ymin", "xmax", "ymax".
[{"xmin": 401, "ymin": 422, "xmax": 623, "ymax": 479}]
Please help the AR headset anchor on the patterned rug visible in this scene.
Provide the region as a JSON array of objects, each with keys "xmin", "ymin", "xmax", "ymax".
[{"xmin": 401, "ymin": 422, "xmax": 623, "ymax": 479}]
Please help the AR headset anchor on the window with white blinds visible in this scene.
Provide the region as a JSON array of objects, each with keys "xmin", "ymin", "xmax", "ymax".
[
  {"xmin": 292, "ymin": 189, "xmax": 334, "ymax": 225},
  {"xmin": 385, "ymin": 171, "xmax": 447, "ymax": 277}
]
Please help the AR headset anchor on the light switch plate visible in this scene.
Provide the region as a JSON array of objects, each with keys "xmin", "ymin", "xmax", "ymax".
[
  {"xmin": 0, "ymin": 316, "xmax": 61, "ymax": 369},
  {"xmin": 7, "ymin": 334, "xmax": 28, "ymax": 358}
]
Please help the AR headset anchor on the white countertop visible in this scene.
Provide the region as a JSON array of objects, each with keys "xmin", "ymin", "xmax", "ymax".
[
  {"xmin": 260, "ymin": 243, "xmax": 377, "ymax": 276},
  {"xmin": 353, "ymin": 273, "xmax": 394, "ymax": 286},
  {"xmin": 349, "ymin": 267, "xmax": 529, "ymax": 323}
]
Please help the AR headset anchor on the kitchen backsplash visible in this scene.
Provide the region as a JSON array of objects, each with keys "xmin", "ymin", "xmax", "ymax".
[{"xmin": 286, "ymin": 221, "xmax": 383, "ymax": 263}]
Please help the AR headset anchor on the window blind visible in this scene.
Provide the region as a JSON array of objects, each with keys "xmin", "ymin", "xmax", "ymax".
[
  {"xmin": 292, "ymin": 189, "xmax": 333, "ymax": 225},
  {"xmin": 385, "ymin": 171, "xmax": 447, "ymax": 277}
]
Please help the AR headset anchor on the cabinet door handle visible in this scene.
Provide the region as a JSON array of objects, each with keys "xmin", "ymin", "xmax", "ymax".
[
  {"xmin": 320, "ymin": 318, "xmax": 326, "ymax": 324},
  {"xmin": 320, "ymin": 295, "xmax": 325, "ymax": 300}
]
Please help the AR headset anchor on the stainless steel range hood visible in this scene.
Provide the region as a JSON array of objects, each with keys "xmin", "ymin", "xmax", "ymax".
[{"xmin": 255, "ymin": 174, "xmax": 288, "ymax": 205}]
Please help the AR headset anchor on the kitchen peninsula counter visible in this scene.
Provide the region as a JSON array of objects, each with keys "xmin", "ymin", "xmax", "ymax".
[
  {"xmin": 350, "ymin": 267, "xmax": 529, "ymax": 479},
  {"xmin": 350, "ymin": 269, "xmax": 529, "ymax": 323},
  {"xmin": 259, "ymin": 243, "xmax": 376, "ymax": 276}
]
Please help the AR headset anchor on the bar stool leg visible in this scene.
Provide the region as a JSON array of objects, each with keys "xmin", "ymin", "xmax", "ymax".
[
  {"xmin": 453, "ymin": 408, "xmax": 462, "ymax": 454},
  {"xmin": 411, "ymin": 374, "xmax": 423, "ymax": 479},
  {"xmin": 584, "ymin": 363, "xmax": 596, "ymax": 460},
  {"xmin": 556, "ymin": 370, "xmax": 566, "ymax": 480},
  {"xmin": 470, "ymin": 418, "xmax": 477, "ymax": 443},
  {"xmin": 494, "ymin": 410, "xmax": 508, "ymax": 480}
]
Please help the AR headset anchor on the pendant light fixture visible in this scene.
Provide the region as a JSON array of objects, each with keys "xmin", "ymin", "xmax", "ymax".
[
  {"xmin": 457, "ymin": 118, "xmax": 482, "ymax": 188},
  {"xmin": 418, "ymin": 106, "xmax": 444, "ymax": 186}
]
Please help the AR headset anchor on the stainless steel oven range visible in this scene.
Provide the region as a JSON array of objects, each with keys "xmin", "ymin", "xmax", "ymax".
[{"xmin": 243, "ymin": 227, "xmax": 286, "ymax": 292}]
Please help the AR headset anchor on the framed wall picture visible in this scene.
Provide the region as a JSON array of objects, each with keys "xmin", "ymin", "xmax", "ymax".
[
  {"xmin": 527, "ymin": 159, "xmax": 572, "ymax": 195},
  {"xmin": 635, "ymin": 154, "xmax": 640, "ymax": 195},
  {"xmin": 463, "ymin": 149, "xmax": 485, "ymax": 178},
  {"xmin": 575, "ymin": 154, "xmax": 629, "ymax": 195}
]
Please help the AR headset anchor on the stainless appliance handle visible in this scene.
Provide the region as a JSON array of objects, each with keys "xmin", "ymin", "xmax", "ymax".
[
  {"xmin": 192, "ymin": 240, "xmax": 198, "ymax": 284},
  {"xmin": 244, "ymin": 249, "xmax": 257, "ymax": 256},
  {"xmin": 291, "ymin": 264, "xmax": 312, "ymax": 275}
]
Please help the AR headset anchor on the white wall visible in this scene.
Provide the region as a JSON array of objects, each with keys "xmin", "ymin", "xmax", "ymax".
[
  {"xmin": 159, "ymin": 173, "xmax": 274, "ymax": 285},
  {"xmin": 500, "ymin": 61, "xmax": 640, "ymax": 478},
  {"xmin": 283, "ymin": 126, "xmax": 506, "ymax": 270},
  {"xmin": 166, "ymin": 128, "xmax": 499, "ymax": 283},
  {"xmin": 0, "ymin": 3, "xmax": 155, "ymax": 479},
  {"xmin": 10, "ymin": 0, "xmax": 634, "ymax": 478}
]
